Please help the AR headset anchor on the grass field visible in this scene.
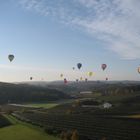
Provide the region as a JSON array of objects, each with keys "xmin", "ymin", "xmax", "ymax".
[
  {"xmin": 0, "ymin": 125, "xmax": 60, "ymax": 140},
  {"xmin": 0, "ymin": 115, "xmax": 60, "ymax": 140}
]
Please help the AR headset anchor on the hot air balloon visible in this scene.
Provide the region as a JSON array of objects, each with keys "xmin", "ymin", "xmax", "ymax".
[
  {"xmin": 138, "ymin": 67, "xmax": 140, "ymax": 73},
  {"xmin": 106, "ymin": 77, "xmax": 108, "ymax": 81},
  {"xmin": 102, "ymin": 64, "xmax": 107, "ymax": 71},
  {"xmin": 85, "ymin": 78, "xmax": 88, "ymax": 82},
  {"xmin": 60, "ymin": 74, "xmax": 63, "ymax": 78},
  {"xmin": 64, "ymin": 78, "xmax": 68, "ymax": 84},
  {"xmin": 80, "ymin": 77, "xmax": 83, "ymax": 81},
  {"xmin": 76, "ymin": 79, "xmax": 79, "ymax": 82},
  {"xmin": 8, "ymin": 54, "xmax": 14, "ymax": 62},
  {"xmin": 88, "ymin": 72, "xmax": 93, "ymax": 77},
  {"xmin": 72, "ymin": 67, "xmax": 75, "ymax": 70},
  {"xmin": 77, "ymin": 63, "xmax": 82, "ymax": 70},
  {"xmin": 30, "ymin": 77, "xmax": 33, "ymax": 80}
]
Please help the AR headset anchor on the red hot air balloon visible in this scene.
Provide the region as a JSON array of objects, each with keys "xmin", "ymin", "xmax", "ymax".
[
  {"xmin": 64, "ymin": 78, "xmax": 68, "ymax": 84},
  {"xmin": 102, "ymin": 64, "xmax": 107, "ymax": 71},
  {"xmin": 106, "ymin": 77, "xmax": 108, "ymax": 81}
]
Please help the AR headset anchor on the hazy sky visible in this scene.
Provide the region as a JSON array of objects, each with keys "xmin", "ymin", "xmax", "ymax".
[{"xmin": 0, "ymin": 0, "xmax": 140, "ymax": 82}]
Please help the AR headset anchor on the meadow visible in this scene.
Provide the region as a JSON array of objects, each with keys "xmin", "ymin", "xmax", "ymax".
[{"xmin": 0, "ymin": 115, "xmax": 60, "ymax": 140}]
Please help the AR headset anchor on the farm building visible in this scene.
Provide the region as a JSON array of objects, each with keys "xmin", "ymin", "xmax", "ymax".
[{"xmin": 103, "ymin": 102, "xmax": 112, "ymax": 109}]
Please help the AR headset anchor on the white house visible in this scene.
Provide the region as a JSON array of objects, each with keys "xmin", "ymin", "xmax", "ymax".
[{"xmin": 103, "ymin": 102, "xmax": 112, "ymax": 109}]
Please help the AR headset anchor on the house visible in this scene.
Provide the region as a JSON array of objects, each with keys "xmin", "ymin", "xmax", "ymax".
[{"xmin": 103, "ymin": 102, "xmax": 112, "ymax": 109}]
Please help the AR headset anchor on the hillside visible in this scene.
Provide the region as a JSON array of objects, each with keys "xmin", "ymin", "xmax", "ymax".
[
  {"xmin": 0, "ymin": 82, "xmax": 69, "ymax": 104},
  {"xmin": 23, "ymin": 81, "xmax": 140, "ymax": 95}
]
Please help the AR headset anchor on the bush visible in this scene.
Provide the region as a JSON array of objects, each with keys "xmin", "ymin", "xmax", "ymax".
[{"xmin": 44, "ymin": 126, "xmax": 56, "ymax": 135}]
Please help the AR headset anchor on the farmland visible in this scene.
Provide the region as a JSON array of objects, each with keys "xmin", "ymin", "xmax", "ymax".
[
  {"xmin": 14, "ymin": 101, "xmax": 140, "ymax": 140},
  {"xmin": 0, "ymin": 124, "xmax": 60, "ymax": 140},
  {"xmin": 1, "ymin": 81, "xmax": 140, "ymax": 140},
  {"xmin": 0, "ymin": 115, "xmax": 60, "ymax": 140}
]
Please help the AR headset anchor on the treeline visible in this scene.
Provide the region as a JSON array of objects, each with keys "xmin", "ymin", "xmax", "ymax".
[
  {"xmin": 44, "ymin": 81, "xmax": 140, "ymax": 95},
  {"xmin": 98, "ymin": 84, "xmax": 140, "ymax": 95},
  {"xmin": 0, "ymin": 115, "xmax": 11, "ymax": 128},
  {"xmin": 0, "ymin": 82, "xmax": 69, "ymax": 104}
]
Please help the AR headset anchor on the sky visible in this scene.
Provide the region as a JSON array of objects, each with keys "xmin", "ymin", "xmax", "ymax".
[{"xmin": 0, "ymin": 0, "xmax": 140, "ymax": 82}]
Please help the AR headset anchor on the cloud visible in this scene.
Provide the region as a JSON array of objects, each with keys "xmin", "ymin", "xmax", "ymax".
[{"xmin": 17, "ymin": 0, "xmax": 140, "ymax": 59}]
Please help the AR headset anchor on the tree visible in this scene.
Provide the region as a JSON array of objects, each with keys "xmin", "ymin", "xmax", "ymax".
[
  {"xmin": 101, "ymin": 137, "xmax": 107, "ymax": 140},
  {"xmin": 60, "ymin": 131, "xmax": 68, "ymax": 140},
  {"xmin": 71, "ymin": 129, "xmax": 79, "ymax": 140}
]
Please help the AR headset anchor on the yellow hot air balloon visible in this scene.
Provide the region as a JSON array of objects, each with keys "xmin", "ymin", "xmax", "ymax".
[
  {"xmin": 80, "ymin": 77, "xmax": 83, "ymax": 81},
  {"xmin": 88, "ymin": 72, "xmax": 93, "ymax": 77},
  {"xmin": 60, "ymin": 74, "xmax": 63, "ymax": 78},
  {"xmin": 138, "ymin": 67, "xmax": 140, "ymax": 73},
  {"xmin": 87, "ymin": 72, "xmax": 95, "ymax": 77}
]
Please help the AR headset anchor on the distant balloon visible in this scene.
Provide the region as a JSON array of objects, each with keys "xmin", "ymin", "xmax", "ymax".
[
  {"xmin": 88, "ymin": 72, "xmax": 93, "ymax": 77},
  {"xmin": 8, "ymin": 54, "xmax": 14, "ymax": 62},
  {"xmin": 77, "ymin": 63, "xmax": 82, "ymax": 70},
  {"xmin": 72, "ymin": 67, "xmax": 75, "ymax": 70},
  {"xmin": 76, "ymin": 79, "xmax": 79, "ymax": 82},
  {"xmin": 60, "ymin": 74, "xmax": 63, "ymax": 78},
  {"xmin": 30, "ymin": 77, "xmax": 33, "ymax": 80},
  {"xmin": 64, "ymin": 78, "xmax": 68, "ymax": 84},
  {"xmin": 80, "ymin": 77, "xmax": 83, "ymax": 81},
  {"xmin": 102, "ymin": 64, "xmax": 107, "ymax": 71},
  {"xmin": 138, "ymin": 67, "xmax": 140, "ymax": 73},
  {"xmin": 106, "ymin": 77, "xmax": 108, "ymax": 81},
  {"xmin": 85, "ymin": 78, "xmax": 88, "ymax": 82}
]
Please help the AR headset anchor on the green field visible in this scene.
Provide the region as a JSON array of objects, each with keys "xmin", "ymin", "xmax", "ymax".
[
  {"xmin": 24, "ymin": 103, "xmax": 58, "ymax": 109},
  {"xmin": 0, "ymin": 115, "xmax": 60, "ymax": 140},
  {"xmin": 0, "ymin": 125, "xmax": 60, "ymax": 140}
]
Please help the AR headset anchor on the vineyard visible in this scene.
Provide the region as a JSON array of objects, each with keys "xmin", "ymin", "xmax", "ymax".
[{"xmin": 13, "ymin": 111, "xmax": 140, "ymax": 140}]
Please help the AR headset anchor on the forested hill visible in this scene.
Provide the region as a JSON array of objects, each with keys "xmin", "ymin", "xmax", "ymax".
[
  {"xmin": 0, "ymin": 82, "xmax": 69, "ymax": 104},
  {"xmin": 26, "ymin": 81, "xmax": 140, "ymax": 94}
]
